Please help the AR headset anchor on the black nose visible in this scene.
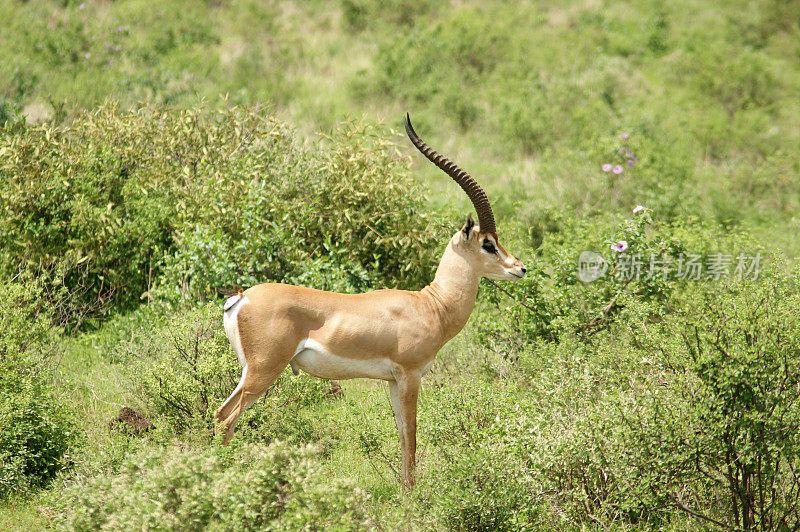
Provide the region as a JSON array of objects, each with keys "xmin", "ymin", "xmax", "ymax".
[{"xmin": 521, "ymin": 267, "xmax": 527, "ymax": 274}]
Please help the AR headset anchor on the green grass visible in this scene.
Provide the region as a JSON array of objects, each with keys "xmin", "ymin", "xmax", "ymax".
[
  {"xmin": 2, "ymin": 0, "xmax": 798, "ymax": 243},
  {"xmin": 55, "ymin": 338, "xmax": 140, "ymax": 444},
  {"xmin": 0, "ymin": 499, "xmax": 49, "ymax": 531}
]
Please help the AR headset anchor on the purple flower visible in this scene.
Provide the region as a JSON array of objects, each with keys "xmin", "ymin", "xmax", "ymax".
[
  {"xmin": 85, "ymin": 52, "xmax": 91, "ymax": 59},
  {"xmin": 611, "ymin": 240, "xmax": 629, "ymax": 252},
  {"xmin": 80, "ymin": 2, "xmax": 85, "ymax": 9},
  {"xmin": 613, "ymin": 165, "xmax": 623, "ymax": 174},
  {"xmin": 620, "ymin": 132, "xmax": 629, "ymax": 140},
  {"xmin": 602, "ymin": 164, "xmax": 612, "ymax": 172},
  {"xmin": 118, "ymin": 25, "xmax": 124, "ymax": 32},
  {"xmin": 628, "ymin": 159, "xmax": 635, "ymax": 168}
]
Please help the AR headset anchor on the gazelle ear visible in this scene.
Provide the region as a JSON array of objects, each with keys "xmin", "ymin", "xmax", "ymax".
[{"xmin": 461, "ymin": 214, "xmax": 476, "ymax": 241}]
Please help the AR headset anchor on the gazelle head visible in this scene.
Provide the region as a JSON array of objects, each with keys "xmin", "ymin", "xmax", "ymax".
[
  {"xmin": 456, "ymin": 214, "xmax": 526, "ymax": 280},
  {"xmin": 404, "ymin": 114, "xmax": 526, "ymax": 281}
]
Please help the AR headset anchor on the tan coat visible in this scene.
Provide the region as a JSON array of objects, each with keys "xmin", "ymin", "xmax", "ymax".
[{"xmin": 214, "ymin": 220, "xmax": 525, "ymax": 488}]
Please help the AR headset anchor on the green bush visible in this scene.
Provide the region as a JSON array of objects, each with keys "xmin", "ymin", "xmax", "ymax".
[
  {"xmin": 525, "ymin": 266, "xmax": 800, "ymax": 529},
  {"xmin": 0, "ymin": 279, "xmax": 75, "ymax": 500},
  {"xmin": 118, "ymin": 304, "xmax": 239, "ymax": 434},
  {"xmin": 0, "ymin": 277, "xmax": 62, "ymax": 374},
  {"xmin": 0, "ymin": 105, "xmax": 440, "ymax": 322},
  {"xmin": 481, "ymin": 208, "xmax": 756, "ymax": 350},
  {"xmin": 55, "ymin": 441, "xmax": 371, "ymax": 531},
  {"xmin": 415, "ymin": 404, "xmax": 543, "ymax": 531},
  {"xmin": 652, "ymin": 273, "xmax": 800, "ymax": 529},
  {"xmin": 419, "ymin": 448, "xmax": 537, "ymax": 531},
  {"xmin": 153, "ymin": 118, "xmax": 441, "ymax": 306},
  {"xmin": 0, "ymin": 105, "xmax": 197, "ymax": 319},
  {"xmin": 0, "ymin": 373, "xmax": 75, "ymax": 500},
  {"xmin": 408, "ymin": 379, "xmax": 545, "ymax": 530}
]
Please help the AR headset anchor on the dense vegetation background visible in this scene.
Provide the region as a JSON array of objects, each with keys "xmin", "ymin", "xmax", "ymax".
[{"xmin": 1, "ymin": 0, "xmax": 799, "ymax": 529}]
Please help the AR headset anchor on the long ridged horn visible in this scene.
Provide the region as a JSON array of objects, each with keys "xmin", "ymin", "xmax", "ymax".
[{"xmin": 404, "ymin": 113, "xmax": 496, "ymax": 235}]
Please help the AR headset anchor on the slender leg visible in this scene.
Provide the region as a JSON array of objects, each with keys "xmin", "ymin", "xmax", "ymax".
[
  {"xmin": 390, "ymin": 372, "xmax": 421, "ymax": 490},
  {"xmin": 214, "ymin": 365, "xmax": 249, "ymax": 424},
  {"xmin": 389, "ymin": 381, "xmax": 406, "ymax": 458},
  {"xmin": 215, "ymin": 316, "xmax": 297, "ymax": 442},
  {"xmin": 218, "ymin": 364, "xmax": 286, "ymax": 442}
]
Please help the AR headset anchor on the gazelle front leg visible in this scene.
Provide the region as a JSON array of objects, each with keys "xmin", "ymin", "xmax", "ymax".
[{"xmin": 389, "ymin": 371, "xmax": 421, "ymax": 490}]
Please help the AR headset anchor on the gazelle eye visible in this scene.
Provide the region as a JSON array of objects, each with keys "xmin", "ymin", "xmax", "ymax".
[{"xmin": 482, "ymin": 240, "xmax": 497, "ymax": 254}]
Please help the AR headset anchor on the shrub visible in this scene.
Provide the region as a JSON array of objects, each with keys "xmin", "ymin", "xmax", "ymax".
[
  {"xmin": 0, "ymin": 105, "xmax": 440, "ymax": 323},
  {"xmin": 411, "ymin": 379, "xmax": 545, "ymax": 530},
  {"xmin": 415, "ymin": 395, "xmax": 547, "ymax": 531},
  {"xmin": 480, "ymin": 208, "xmax": 757, "ymax": 350},
  {"xmin": 0, "ymin": 276, "xmax": 62, "ymax": 374},
  {"xmin": 527, "ymin": 266, "xmax": 800, "ymax": 529},
  {"xmin": 657, "ymin": 273, "xmax": 800, "ymax": 529},
  {"xmin": 0, "ymin": 373, "xmax": 76, "ymax": 500},
  {"xmin": 0, "ymin": 278, "xmax": 75, "ymax": 500},
  {"xmin": 55, "ymin": 441, "xmax": 371, "ymax": 530},
  {"xmin": 153, "ymin": 118, "xmax": 442, "ymax": 306},
  {"xmin": 119, "ymin": 304, "xmax": 238, "ymax": 434},
  {"xmin": 419, "ymin": 447, "xmax": 538, "ymax": 532},
  {"xmin": 0, "ymin": 105, "xmax": 201, "ymax": 320}
]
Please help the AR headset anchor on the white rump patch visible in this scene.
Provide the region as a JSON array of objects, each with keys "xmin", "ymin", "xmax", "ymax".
[
  {"xmin": 223, "ymin": 295, "xmax": 249, "ymax": 367},
  {"xmin": 223, "ymin": 294, "xmax": 242, "ymax": 312},
  {"xmin": 290, "ymin": 338, "xmax": 394, "ymax": 381}
]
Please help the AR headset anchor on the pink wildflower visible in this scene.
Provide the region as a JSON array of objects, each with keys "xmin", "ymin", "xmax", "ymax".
[{"xmin": 610, "ymin": 240, "xmax": 629, "ymax": 252}]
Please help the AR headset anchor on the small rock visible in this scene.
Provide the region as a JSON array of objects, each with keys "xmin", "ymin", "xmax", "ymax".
[
  {"xmin": 36, "ymin": 506, "xmax": 54, "ymax": 520},
  {"xmin": 109, "ymin": 406, "xmax": 155, "ymax": 436},
  {"xmin": 326, "ymin": 381, "xmax": 344, "ymax": 399}
]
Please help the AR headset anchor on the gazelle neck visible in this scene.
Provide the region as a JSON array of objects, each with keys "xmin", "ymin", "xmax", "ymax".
[{"xmin": 420, "ymin": 237, "xmax": 481, "ymax": 342}]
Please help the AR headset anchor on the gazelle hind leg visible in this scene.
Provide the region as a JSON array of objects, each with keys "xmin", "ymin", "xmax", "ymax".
[
  {"xmin": 216, "ymin": 295, "xmax": 301, "ymax": 442},
  {"xmin": 214, "ymin": 365, "xmax": 248, "ymax": 424},
  {"xmin": 215, "ymin": 294, "xmax": 250, "ymax": 428},
  {"xmin": 218, "ymin": 365, "xmax": 285, "ymax": 442}
]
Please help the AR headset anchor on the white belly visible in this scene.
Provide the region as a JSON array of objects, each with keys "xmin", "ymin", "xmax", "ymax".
[{"xmin": 290, "ymin": 338, "xmax": 394, "ymax": 381}]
